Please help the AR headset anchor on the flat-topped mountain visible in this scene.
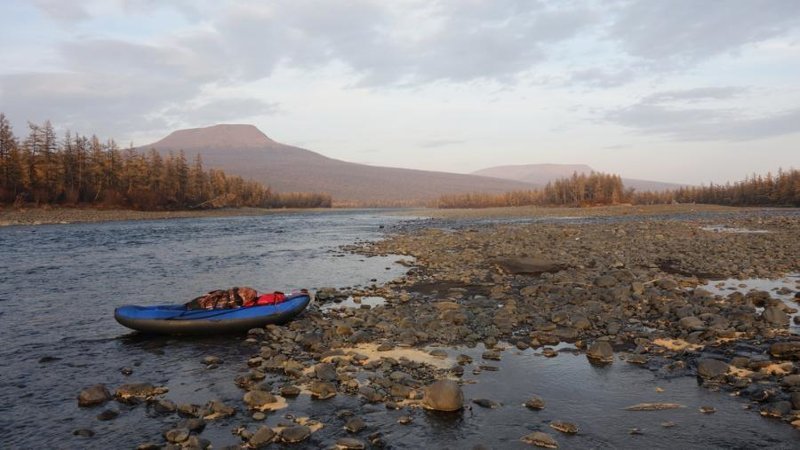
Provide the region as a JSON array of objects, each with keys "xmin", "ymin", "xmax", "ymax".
[
  {"xmin": 151, "ymin": 124, "xmax": 276, "ymax": 150},
  {"xmin": 139, "ymin": 125, "xmax": 536, "ymax": 203},
  {"xmin": 473, "ymin": 163, "xmax": 683, "ymax": 192}
]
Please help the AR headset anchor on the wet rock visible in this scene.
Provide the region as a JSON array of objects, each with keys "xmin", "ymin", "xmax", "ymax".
[
  {"xmin": 397, "ymin": 415, "xmax": 413, "ymax": 425},
  {"xmin": 280, "ymin": 385, "xmax": 301, "ymax": 397},
  {"xmin": 72, "ymin": 428, "xmax": 95, "ymax": 438},
  {"xmin": 422, "ymin": 380, "xmax": 464, "ymax": 412},
  {"xmin": 763, "ymin": 307, "xmax": 789, "ymax": 326},
  {"xmin": 482, "ymin": 350, "xmax": 501, "ymax": 361},
  {"xmin": 542, "ymin": 348, "xmax": 558, "ymax": 358},
  {"xmin": 624, "ymin": 403, "xmax": 684, "ymax": 411},
  {"xmin": 769, "ymin": 341, "xmax": 800, "ymax": 359},
  {"xmin": 279, "ymin": 425, "xmax": 311, "ymax": 443},
  {"xmin": 78, "ymin": 384, "xmax": 112, "ymax": 407},
  {"xmin": 549, "ymin": 421, "xmax": 578, "ymax": 434},
  {"xmin": 177, "ymin": 403, "xmax": 202, "ymax": 418},
  {"xmin": 790, "ymin": 392, "xmax": 800, "ymax": 410},
  {"xmin": 429, "ymin": 349, "xmax": 448, "ymax": 359},
  {"xmin": 120, "ymin": 367, "xmax": 133, "ymax": 376},
  {"xmin": 314, "ymin": 363, "xmax": 338, "ymax": 381},
  {"xmin": 699, "ymin": 406, "xmax": 716, "ymax": 414},
  {"xmin": 96, "ymin": 409, "xmax": 119, "ymax": 421},
  {"xmin": 201, "ymin": 356, "xmax": 222, "ymax": 366},
  {"xmin": 679, "ymin": 316, "xmax": 705, "ymax": 331},
  {"xmin": 521, "ymin": 431, "xmax": 558, "ymax": 448},
  {"xmin": 115, "ymin": 383, "xmax": 168, "ymax": 404},
  {"xmin": 336, "ymin": 437, "xmax": 367, "ymax": 449},
  {"xmin": 495, "ymin": 257, "xmax": 564, "ymax": 275},
  {"xmin": 457, "ymin": 354, "xmax": 473, "ymax": 365},
  {"xmin": 164, "ymin": 428, "xmax": 190, "ymax": 444},
  {"xmin": 243, "ymin": 390, "xmax": 281, "ymax": 411},
  {"xmin": 344, "ymin": 417, "xmax": 367, "ymax": 433},
  {"xmin": 310, "ymin": 381, "xmax": 337, "ymax": 400},
  {"xmin": 203, "ymin": 400, "xmax": 235, "ymax": 419},
  {"xmin": 472, "ymin": 398, "xmax": 502, "ymax": 408},
  {"xmin": 586, "ymin": 341, "xmax": 614, "ymax": 364},
  {"xmin": 152, "ymin": 399, "xmax": 177, "ymax": 414},
  {"xmin": 760, "ymin": 401, "xmax": 791, "ymax": 418},
  {"xmin": 249, "ymin": 426, "xmax": 276, "ymax": 448},
  {"xmin": 179, "ymin": 418, "xmax": 206, "ymax": 433},
  {"xmin": 781, "ymin": 374, "xmax": 800, "ymax": 387},
  {"xmin": 696, "ymin": 358, "xmax": 729, "ymax": 379},
  {"xmin": 524, "ymin": 396, "xmax": 545, "ymax": 410}
]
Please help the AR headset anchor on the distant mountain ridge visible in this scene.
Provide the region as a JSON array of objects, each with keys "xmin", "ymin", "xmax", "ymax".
[
  {"xmin": 473, "ymin": 163, "xmax": 683, "ymax": 192},
  {"xmin": 140, "ymin": 124, "xmax": 537, "ymax": 203}
]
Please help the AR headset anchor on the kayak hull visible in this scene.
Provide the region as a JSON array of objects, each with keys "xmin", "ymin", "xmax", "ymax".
[{"xmin": 114, "ymin": 294, "xmax": 311, "ymax": 335}]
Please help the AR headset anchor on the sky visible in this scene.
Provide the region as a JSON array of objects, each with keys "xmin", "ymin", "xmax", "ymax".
[{"xmin": 1, "ymin": 0, "xmax": 799, "ymax": 185}]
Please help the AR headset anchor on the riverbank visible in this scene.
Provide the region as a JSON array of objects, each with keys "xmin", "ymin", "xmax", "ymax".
[
  {"xmin": 11, "ymin": 206, "xmax": 800, "ymax": 448},
  {"xmin": 0, "ymin": 206, "xmax": 330, "ymax": 227}
]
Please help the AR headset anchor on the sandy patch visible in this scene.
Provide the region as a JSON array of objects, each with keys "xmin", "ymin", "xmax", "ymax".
[
  {"xmin": 331, "ymin": 343, "xmax": 454, "ymax": 370},
  {"xmin": 727, "ymin": 366, "xmax": 754, "ymax": 378},
  {"xmin": 653, "ymin": 338, "xmax": 703, "ymax": 351}
]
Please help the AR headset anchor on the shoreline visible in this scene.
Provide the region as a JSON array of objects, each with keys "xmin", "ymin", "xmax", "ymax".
[
  {"xmin": 2, "ymin": 203, "xmax": 796, "ymax": 228},
  {"xmin": 0, "ymin": 206, "xmax": 335, "ymax": 227}
]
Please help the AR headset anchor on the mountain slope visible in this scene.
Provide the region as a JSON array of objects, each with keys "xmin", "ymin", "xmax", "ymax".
[
  {"xmin": 473, "ymin": 163, "xmax": 683, "ymax": 192},
  {"xmin": 139, "ymin": 125, "xmax": 537, "ymax": 203}
]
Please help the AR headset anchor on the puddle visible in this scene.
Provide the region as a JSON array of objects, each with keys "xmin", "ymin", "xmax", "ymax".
[
  {"xmin": 699, "ymin": 274, "xmax": 800, "ymax": 334},
  {"xmin": 319, "ymin": 295, "xmax": 387, "ymax": 310},
  {"xmin": 700, "ymin": 225, "xmax": 769, "ymax": 234}
]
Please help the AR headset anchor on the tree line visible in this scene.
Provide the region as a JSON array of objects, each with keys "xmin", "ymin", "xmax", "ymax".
[
  {"xmin": 437, "ymin": 171, "xmax": 630, "ymax": 208},
  {"xmin": 437, "ymin": 169, "xmax": 800, "ymax": 209},
  {"xmin": 0, "ymin": 113, "xmax": 331, "ymax": 209},
  {"xmin": 633, "ymin": 169, "xmax": 800, "ymax": 206}
]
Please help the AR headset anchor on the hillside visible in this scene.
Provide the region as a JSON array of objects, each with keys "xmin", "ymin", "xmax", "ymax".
[
  {"xmin": 139, "ymin": 125, "xmax": 537, "ymax": 203},
  {"xmin": 473, "ymin": 163, "xmax": 683, "ymax": 192}
]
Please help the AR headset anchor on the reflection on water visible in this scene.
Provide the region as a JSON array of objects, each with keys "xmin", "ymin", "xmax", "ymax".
[{"xmin": 700, "ymin": 274, "xmax": 800, "ymax": 334}]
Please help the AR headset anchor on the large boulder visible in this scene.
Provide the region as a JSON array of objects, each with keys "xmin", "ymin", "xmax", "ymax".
[
  {"xmin": 763, "ymin": 307, "xmax": 789, "ymax": 326},
  {"xmin": 586, "ymin": 341, "xmax": 614, "ymax": 364},
  {"xmin": 421, "ymin": 380, "xmax": 463, "ymax": 412},
  {"xmin": 696, "ymin": 358, "xmax": 729, "ymax": 379},
  {"xmin": 678, "ymin": 316, "xmax": 705, "ymax": 331},
  {"xmin": 78, "ymin": 384, "xmax": 112, "ymax": 407},
  {"xmin": 769, "ymin": 342, "xmax": 800, "ymax": 359},
  {"xmin": 494, "ymin": 257, "xmax": 564, "ymax": 275}
]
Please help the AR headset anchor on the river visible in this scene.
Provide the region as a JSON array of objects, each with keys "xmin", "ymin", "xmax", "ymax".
[{"xmin": 0, "ymin": 210, "xmax": 797, "ymax": 448}]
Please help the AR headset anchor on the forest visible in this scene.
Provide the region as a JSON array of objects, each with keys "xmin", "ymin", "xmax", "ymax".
[
  {"xmin": 0, "ymin": 114, "xmax": 331, "ymax": 210},
  {"xmin": 437, "ymin": 172, "xmax": 629, "ymax": 208},
  {"xmin": 633, "ymin": 170, "xmax": 800, "ymax": 206},
  {"xmin": 436, "ymin": 169, "xmax": 800, "ymax": 208}
]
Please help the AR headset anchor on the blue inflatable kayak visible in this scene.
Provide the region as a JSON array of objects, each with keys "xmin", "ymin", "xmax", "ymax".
[{"xmin": 114, "ymin": 293, "xmax": 311, "ymax": 335}]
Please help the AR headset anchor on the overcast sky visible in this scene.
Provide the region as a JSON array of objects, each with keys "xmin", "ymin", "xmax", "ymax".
[{"xmin": 1, "ymin": 0, "xmax": 799, "ymax": 184}]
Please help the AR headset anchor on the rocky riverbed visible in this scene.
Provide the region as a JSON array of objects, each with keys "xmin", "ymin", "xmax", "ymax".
[{"xmin": 64, "ymin": 207, "xmax": 800, "ymax": 448}]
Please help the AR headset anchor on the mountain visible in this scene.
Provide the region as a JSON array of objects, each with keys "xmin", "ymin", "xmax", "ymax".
[
  {"xmin": 472, "ymin": 163, "xmax": 683, "ymax": 192},
  {"xmin": 139, "ymin": 125, "xmax": 537, "ymax": 204}
]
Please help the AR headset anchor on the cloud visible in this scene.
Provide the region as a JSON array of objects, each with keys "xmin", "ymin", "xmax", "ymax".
[
  {"xmin": 419, "ymin": 139, "xmax": 465, "ymax": 148},
  {"xmin": 606, "ymin": 87, "xmax": 800, "ymax": 141},
  {"xmin": 567, "ymin": 67, "xmax": 637, "ymax": 88},
  {"xmin": 30, "ymin": 0, "xmax": 92, "ymax": 23},
  {"xmin": 608, "ymin": 0, "xmax": 800, "ymax": 64},
  {"xmin": 164, "ymin": 98, "xmax": 279, "ymax": 125}
]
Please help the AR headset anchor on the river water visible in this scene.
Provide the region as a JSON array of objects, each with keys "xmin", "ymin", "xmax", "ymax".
[{"xmin": 0, "ymin": 210, "xmax": 798, "ymax": 449}]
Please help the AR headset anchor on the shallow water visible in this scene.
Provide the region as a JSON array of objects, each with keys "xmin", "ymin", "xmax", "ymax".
[
  {"xmin": 1, "ymin": 210, "xmax": 798, "ymax": 448},
  {"xmin": 0, "ymin": 211, "xmax": 411, "ymax": 447},
  {"xmin": 701, "ymin": 274, "xmax": 800, "ymax": 334}
]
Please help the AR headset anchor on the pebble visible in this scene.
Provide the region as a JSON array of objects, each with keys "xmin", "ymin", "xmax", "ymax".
[
  {"xmin": 524, "ymin": 396, "xmax": 546, "ymax": 410},
  {"xmin": 521, "ymin": 431, "xmax": 559, "ymax": 448}
]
